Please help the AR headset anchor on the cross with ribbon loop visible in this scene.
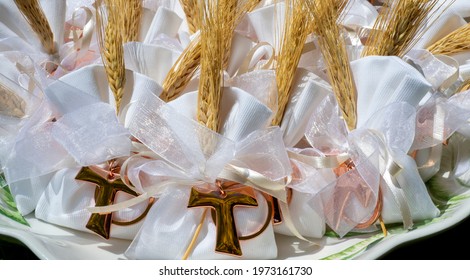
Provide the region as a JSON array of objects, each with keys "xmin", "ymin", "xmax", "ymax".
[{"xmin": 75, "ymin": 162, "xmax": 154, "ymax": 239}]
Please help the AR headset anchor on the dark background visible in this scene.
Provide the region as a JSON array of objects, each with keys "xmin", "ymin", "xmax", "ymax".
[{"xmin": 1, "ymin": 216, "xmax": 468, "ymax": 260}]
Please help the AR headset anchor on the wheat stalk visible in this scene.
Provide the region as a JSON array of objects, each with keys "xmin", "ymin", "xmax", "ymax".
[
  {"xmin": 427, "ymin": 23, "xmax": 470, "ymax": 56},
  {"xmin": 240, "ymin": 0, "xmax": 262, "ymax": 14},
  {"xmin": 182, "ymin": 208, "xmax": 208, "ymax": 259},
  {"xmin": 223, "ymin": 0, "xmax": 262, "ymax": 65},
  {"xmin": 180, "ymin": 0, "xmax": 201, "ymax": 34},
  {"xmin": 197, "ymin": 0, "xmax": 239, "ymax": 131},
  {"xmin": 96, "ymin": 0, "xmax": 127, "ymax": 113},
  {"xmin": 14, "ymin": 0, "xmax": 55, "ymax": 54},
  {"xmin": 362, "ymin": 0, "xmax": 451, "ymax": 58},
  {"xmin": 271, "ymin": 0, "xmax": 312, "ymax": 126},
  {"xmin": 160, "ymin": 0, "xmax": 260, "ymax": 103},
  {"xmin": 308, "ymin": 0, "xmax": 357, "ymax": 130},
  {"xmin": 122, "ymin": 0, "xmax": 142, "ymax": 43}
]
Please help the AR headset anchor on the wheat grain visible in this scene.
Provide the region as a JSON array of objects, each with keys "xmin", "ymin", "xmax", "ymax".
[
  {"xmin": 0, "ymin": 83, "xmax": 26, "ymax": 118},
  {"xmin": 183, "ymin": 0, "xmax": 264, "ymax": 259},
  {"xmin": 197, "ymin": 0, "xmax": 238, "ymax": 131}
]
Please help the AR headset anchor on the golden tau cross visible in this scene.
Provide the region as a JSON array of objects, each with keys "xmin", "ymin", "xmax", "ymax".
[
  {"xmin": 187, "ymin": 181, "xmax": 258, "ymax": 256},
  {"xmin": 75, "ymin": 165, "xmax": 139, "ymax": 239}
]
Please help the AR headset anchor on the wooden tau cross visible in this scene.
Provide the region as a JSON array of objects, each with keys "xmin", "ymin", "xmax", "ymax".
[
  {"xmin": 187, "ymin": 183, "xmax": 258, "ymax": 256},
  {"xmin": 75, "ymin": 166, "xmax": 138, "ymax": 239}
]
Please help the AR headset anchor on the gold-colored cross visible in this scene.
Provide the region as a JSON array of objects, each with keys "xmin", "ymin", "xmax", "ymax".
[
  {"xmin": 75, "ymin": 166, "xmax": 138, "ymax": 239},
  {"xmin": 187, "ymin": 183, "xmax": 258, "ymax": 256}
]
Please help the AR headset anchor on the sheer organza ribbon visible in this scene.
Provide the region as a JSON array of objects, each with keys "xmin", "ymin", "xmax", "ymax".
[
  {"xmin": 86, "ymin": 84, "xmax": 317, "ymax": 242},
  {"xmin": 91, "ymin": 88, "xmax": 291, "ymax": 202},
  {"xmin": 3, "ymin": 79, "xmax": 131, "ymax": 184},
  {"xmin": 303, "ymin": 89, "xmax": 419, "ymax": 235},
  {"xmin": 405, "ymin": 49, "xmax": 460, "ymax": 92},
  {"xmin": 411, "ymin": 88, "xmax": 470, "ymax": 180}
]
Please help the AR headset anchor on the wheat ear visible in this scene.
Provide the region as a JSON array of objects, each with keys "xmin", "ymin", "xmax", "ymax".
[
  {"xmin": 14, "ymin": 0, "xmax": 55, "ymax": 54},
  {"xmin": 180, "ymin": 0, "xmax": 201, "ymax": 34},
  {"xmin": 362, "ymin": 0, "xmax": 451, "ymax": 58},
  {"xmin": 96, "ymin": 0, "xmax": 126, "ymax": 113},
  {"xmin": 122, "ymin": 0, "xmax": 142, "ymax": 43},
  {"xmin": 271, "ymin": 0, "xmax": 312, "ymax": 126},
  {"xmin": 185, "ymin": 0, "xmax": 251, "ymax": 260},
  {"xmin": 308, "ymin": 0, "xmax": 357, "ymax": 130},
  {"xmin": 160, "ymin": 38, "xmax": 201, "ymax": 102},
  {"xmin": 427, "ymin": 23, "xmax": 470, "ymax": 56},
  {"xmin": 0, "ymin": 83, "xmax": 26, "ymax": 118},
  {"xmin": 161, "ymin": 0, "xmax": 260, "ymax": 103},
  {"xmin": 197, "ymin": 0, "xmax": 238, "ymax": 131}
]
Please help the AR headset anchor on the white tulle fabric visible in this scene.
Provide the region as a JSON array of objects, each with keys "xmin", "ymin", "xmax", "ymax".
[
  {"xmin": 235, "ymin": 5, "xmax": 344, "ymax": 238},
  {"xmin": 5, "ymin": 77, "xmax": 131, "ymax": 184},
  {"xmin": 4, "ymin": 64, "xmax": 157, "ymax": 217},
  {"xmin": 0, "ymin": 55, "xmax": 43, "ymax": 166}
]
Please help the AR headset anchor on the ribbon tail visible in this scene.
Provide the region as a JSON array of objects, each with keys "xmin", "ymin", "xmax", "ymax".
[
  {"xmin": 279, "ymin": 201, "xmax": 318, "ymax": 245},
  {"xmin": 87, "ymin": 193, "xmax": 150, "ymax": 214},
  {"xmin": 87, "ymin": 180, "xmax": 192, "ymax": 214},
  {"xmin": 388, "ymin": 174, "xmax": 414, "ymax": 230}
]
